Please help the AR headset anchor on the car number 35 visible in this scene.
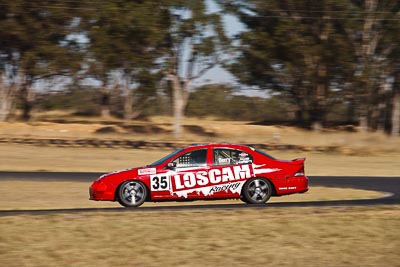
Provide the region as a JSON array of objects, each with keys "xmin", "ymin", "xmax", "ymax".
[{"xmin": 150, "ymin": 175, "xmax": 170, "ymax": 191}]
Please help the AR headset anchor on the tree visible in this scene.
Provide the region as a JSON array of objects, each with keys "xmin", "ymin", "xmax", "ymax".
[
  {"xmin": 0, "ymin": 55, "xmax": 18, "ymax": 121},
  {"xmin": 81, "ymin": 0, "xmax": 170, "ymax": 121},
  {"xmin": 392, "ymin": 72, "xmax": 400, "ymax": 136},
  {"xmin": 390, "ymin": 49, "xmax": 400, "ymax": 136},
  {"xmin": 162, "ymin": 0, "xmax": 229, "ymax": 138},
  {"xmin": 0, "ymin": 0, "xmax": 82, "ymax": 121},
  {"xmin": 221, "ymin": 0, "xmax": 355, "ymax": 129},
  {"xmin": 342, "ymin": 0, "xmax": 400, "ymax": 133},
  {"xmin": 221, "ymin": 0, "xmax": 400, "ymax": 133},
  {"xmin": 187, "ymin": 83, "xmax": 291, "ymax": 121}
]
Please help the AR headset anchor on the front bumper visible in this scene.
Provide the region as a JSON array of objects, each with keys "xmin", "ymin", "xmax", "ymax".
[{"xmin": 89, "ymin": 181, "xmax": 114, "ymax": 201}]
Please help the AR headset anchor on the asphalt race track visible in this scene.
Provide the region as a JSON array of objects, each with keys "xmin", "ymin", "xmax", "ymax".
[{"xmin": 0, "ymin": 172, "xmax": 399, "ymax": 216}]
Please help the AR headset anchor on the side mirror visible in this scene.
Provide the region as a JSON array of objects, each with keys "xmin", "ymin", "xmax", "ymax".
[{"xmin": 167, "ymin": 162, "xmax": 177, "ymax": 169}]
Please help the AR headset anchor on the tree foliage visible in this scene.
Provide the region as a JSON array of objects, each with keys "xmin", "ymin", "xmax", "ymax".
[
  {"xmin": 0, "ymin": 0, "xmax": 83, "ymax": 120},
  {"xmin": 220, "ymin": 0, "xmax": 400, "ymax": 133},
  {"xmin": 1, "ymin": 0, "xmax": 400, "ymax": 136},
  {"xmin": 78, "ymin": 0, "xmax": 170, "ymax": 120},
  {"xmin": 187, "ymin": 84, "xmax": 289, "ymax": 121}
]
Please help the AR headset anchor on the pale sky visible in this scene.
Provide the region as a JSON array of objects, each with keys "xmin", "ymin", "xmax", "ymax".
[{"xmin": 192, "ymin": 1, "xmax": 269, "ymax": 97}]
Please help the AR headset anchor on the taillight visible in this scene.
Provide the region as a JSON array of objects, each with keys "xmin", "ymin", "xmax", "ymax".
[{"xmin": 294, "ymin": 166, "xmax": 305, "ymax": 176}]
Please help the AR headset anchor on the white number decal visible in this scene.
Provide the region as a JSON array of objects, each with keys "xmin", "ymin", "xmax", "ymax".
[{"xmin": 150, "ymin": 175, "xmax": 170, "ymax": 191}]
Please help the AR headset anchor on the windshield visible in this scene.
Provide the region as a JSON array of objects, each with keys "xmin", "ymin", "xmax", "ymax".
[{"xmin": 148, "ymin": 148, "xmax": 184, "ymax": 166}]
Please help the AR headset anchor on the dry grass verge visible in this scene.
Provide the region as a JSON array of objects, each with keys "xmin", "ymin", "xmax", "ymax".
[
  {"xmin": 0, "ymin": 206, "xmax": 399, "ymax": 267},
  {"xmin": 1, "ymin": 116, "xmax": 400, "ymax": 154},
  {"xmin": 1, "ymin": 143, "xmax": 400, "ymax": 176}
]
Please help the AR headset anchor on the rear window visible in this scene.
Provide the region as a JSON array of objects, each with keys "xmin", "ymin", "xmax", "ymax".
[
  {"xmin": 254, "ymin": 149, "xmax": 276, "ymax": 160},
  {"xmin": 213, "ymin": 148, "xmax": 253, "ymax": 165}
]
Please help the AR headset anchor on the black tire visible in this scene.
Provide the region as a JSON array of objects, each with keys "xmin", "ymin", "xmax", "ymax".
[
  {"xmin": 117, "ymin": 180, "xmax": 147, "ymax": 207},
  {"xmin": 241, "ymin": 178, "xmax": 272, "ymax": 204}
]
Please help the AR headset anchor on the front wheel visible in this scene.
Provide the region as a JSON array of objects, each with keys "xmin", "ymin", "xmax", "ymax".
[
  {"xmin": 241, "ymin": 178, "xmax": 272, "ymax": 204},
  {"xmin": 117, "ymin": 180, "xmax": 147, "ymax": 207}
]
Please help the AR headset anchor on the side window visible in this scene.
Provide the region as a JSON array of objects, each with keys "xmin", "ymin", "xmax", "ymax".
[
  {"xmin": 213, "ymin": 149, "xmax": 253, "ymax": 166},
  {"xmin": 172, "ymin": 149, "xmax": 208, "ymax": 168}
]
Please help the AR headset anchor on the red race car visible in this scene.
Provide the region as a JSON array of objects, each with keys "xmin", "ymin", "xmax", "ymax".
[{"xmin": 89, "ymin": 143, "xmax": 308, "ymax": 207}]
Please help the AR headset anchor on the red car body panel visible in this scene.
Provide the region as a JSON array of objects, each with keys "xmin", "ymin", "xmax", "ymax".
[{"xmin": 89, "ymin": 144, "xmax": 308, "ymax": 204}]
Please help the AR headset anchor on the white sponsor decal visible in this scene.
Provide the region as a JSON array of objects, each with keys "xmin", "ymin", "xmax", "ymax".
[
  {"xmin": 172, "ymin": 181, "xmax": 245, "ymax": 198},
  {"xmin": 218, "ymin": 158, "xmax": 230, "ymax": 163},
  {"xmin": 149, "ymin": 164, "xmax": 282, "ymax": 198},
  {"xmin": 279, "ymin": 186, "xmax": 297, "ymax": 190},
  {"xmin": 173, "ymin": 165, "xmax": 252, "ymax": 191},
  {"xmin": 252, "ymin": 164, "xmax": 281, "ymax": 175},
  {"xmin": 138, "ymin": 168, "xmax": 157, "ymax": 175}
]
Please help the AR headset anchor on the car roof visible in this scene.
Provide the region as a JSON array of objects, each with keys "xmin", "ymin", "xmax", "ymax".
[{"xmin": 185, "ymin": 143, "xmax": 253, "ymax": 151}]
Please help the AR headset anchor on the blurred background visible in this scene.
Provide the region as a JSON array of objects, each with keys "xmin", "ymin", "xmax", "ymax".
[
  {"xmin": 0, "ymin": 2, "xmax": 399, "ymax": 267},
  {"xmin": 0, "ymin": 0, "xmax": 399, "ymax": 138}
]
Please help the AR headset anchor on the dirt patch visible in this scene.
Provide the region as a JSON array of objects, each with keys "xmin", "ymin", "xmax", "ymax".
[{"xmin": 94, "ymin": 126, "xmax": 121, "ymax": 134}]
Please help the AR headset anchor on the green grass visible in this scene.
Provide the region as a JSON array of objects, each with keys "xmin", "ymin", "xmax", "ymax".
[{"xmin": 1, "ymin": 206, "xmax": 399, "ymax": 267}]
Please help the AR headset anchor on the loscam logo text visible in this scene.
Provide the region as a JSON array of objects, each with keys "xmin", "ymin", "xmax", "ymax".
[{"xmin": 173, "ymin": 165, "xmax": 252, "ymax": 191}]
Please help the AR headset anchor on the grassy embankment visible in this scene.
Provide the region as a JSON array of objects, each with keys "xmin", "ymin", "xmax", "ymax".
[{"xmin": 1, "ymin": 115, "xmax": 400, "ymax": 175}]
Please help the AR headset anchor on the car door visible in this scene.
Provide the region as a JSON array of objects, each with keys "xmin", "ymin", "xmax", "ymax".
[
  {"xmin": 207, "ymin": 148, "xmax": 254, "ymax": 198},
  {"xmin": 150, "ymin": 148, "xmax": 210, "ymax": 200}
]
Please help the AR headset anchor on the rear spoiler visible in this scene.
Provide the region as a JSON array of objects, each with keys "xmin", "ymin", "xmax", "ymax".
[
  {"xmin": 277, "ymin": 158, "xmax": 305, "ymax": 164},
  {"xmin": 289, "ymin": 158, "xmax": 305, "ymax": 165}
]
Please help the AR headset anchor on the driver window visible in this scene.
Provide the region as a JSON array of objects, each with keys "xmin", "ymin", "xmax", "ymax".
[
  {"xmin": 172, "ymin": 149, "xmax": 208, "ymax": 168},
  {"xmin": 214, "ymin": 149, "xmax": 253, "ymax": 166}
]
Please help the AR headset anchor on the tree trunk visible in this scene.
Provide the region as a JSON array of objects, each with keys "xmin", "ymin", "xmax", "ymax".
[
  {"xmin": 392, "ymin": 89, "xmax": 400, "ymax": 137},
  {"xmin": 122, "ymin": 74, "xmax": 134, "ymax": 121},
  {"xmin": 310, "ymin": 63, "xmax": 328, "ymax": 131},
  {"xmin": 294, "ymin": 109, "xmax": 304, "ymax": 125},
  {"xmin": 359, "ymin": 111, "xmax": 369, "ymax": 133},
  {"xmin": 376, "ymin": 101, "xmax": 386, "ymax": 133},
  {"xmin": 358, "ymin": 0, "xmax": 378, "ymax": 132},
  {"xmin": 171, "ymin": 75, "xmax": 189, "ymax": 139},
  {"xmin": 0, "ymin": 79, "xmax": 16, "ymax": 122},
  {"xmin": 19, "ymin": 82, "xmax": 35, "ymax": 121},
  {"xmin": 100, "ymin": 88, "xmax": 111, "ymax": 118},
  {"xmin": 376, "ymin": 78, "xmax": 389, "ymax": 133},
  {"xmin": 123, "ymin": 90, "xmax": 133, "ymax": 121},
  {"xmin": 346, "ymin": 95, "xmax": 356, "ymax": 124}
]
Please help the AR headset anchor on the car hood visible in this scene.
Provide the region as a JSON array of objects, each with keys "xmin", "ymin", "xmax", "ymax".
[
  {"xmin": 96, "ymin": 166, "xmax": 159, "ymax": 181},
  {"xmin": 96, "ymin": 167, "xmax": 139, "ymax": 181}
]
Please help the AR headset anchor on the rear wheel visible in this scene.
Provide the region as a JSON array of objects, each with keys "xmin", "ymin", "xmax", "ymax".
[
  {"xmin": 117, "ymin": 180, "xmax": 147, "ymax": 207},
  {"xmin": 241, "ymin": 178, "xmax": 272, "ymax": 204}
]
